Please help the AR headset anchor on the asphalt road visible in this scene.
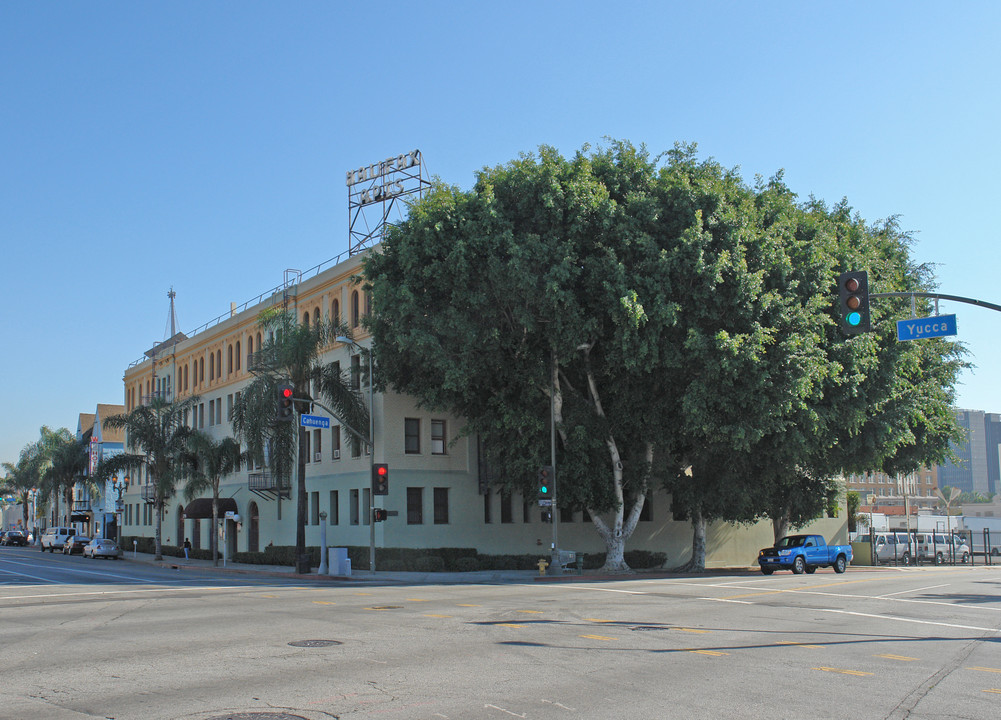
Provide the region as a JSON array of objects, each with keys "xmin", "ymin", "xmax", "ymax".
[{"xmin": 1, "ymin": 547, "xmax": 1000, "ymax": 720}]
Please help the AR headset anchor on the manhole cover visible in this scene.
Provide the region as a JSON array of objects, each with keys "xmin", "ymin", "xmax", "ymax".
[
  {"xmin": 287, "ymin": 639, "xmax": 343, "ymax": 648},
  {"xmin": 203, "ymin": 714, "xmax": 308, "ymax": 720}
]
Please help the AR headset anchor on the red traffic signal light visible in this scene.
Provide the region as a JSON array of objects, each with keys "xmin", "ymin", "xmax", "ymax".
[
  {"xmin": 372, "ymin": 463, "xmax": 389, "ymax": 495},
  {"xmin": 276, "ymin": 382, "xmax": 295, "ymax": 422}
]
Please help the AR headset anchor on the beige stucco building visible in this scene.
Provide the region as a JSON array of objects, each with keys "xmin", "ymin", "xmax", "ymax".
[{"xmin": 119, "ymin": 249, "xmax": 847, "ymax": 568}]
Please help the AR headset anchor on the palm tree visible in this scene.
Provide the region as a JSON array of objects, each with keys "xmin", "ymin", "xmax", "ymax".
[
  {"xmin": 232, "ymin": 308, "xmax": 367, "ymax": 572},
  {"xmin": 40, "ymin": 432, "xmax": 89, "ymax": 529},
  {"xmin": 100, "ymin": 396, "xmax": 199, "ymax": 560},
  {"xmin": 2, "ymin": 440, "xmax": 46, "ymax": 533},
  {"xmin": 180, "ymin": 431, "xmax": 242, "ymax": 566}
]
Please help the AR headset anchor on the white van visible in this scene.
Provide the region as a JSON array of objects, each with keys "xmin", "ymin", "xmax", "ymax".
[
  {"xmin": 872, "ymin": 532, "xmax": 917, "ymax": 564},
  {"xmin": 914, "ymin": 533, "xmax": 971, "ymax": 564},
  {"xmin": 40, "ymin": 527, "xmax": 74, "ymax": 552}
]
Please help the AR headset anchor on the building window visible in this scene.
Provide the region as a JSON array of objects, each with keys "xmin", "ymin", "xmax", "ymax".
[
  {"xmin": 407, "ymin": 487, "xmax": 423, "ymax": 524},
  {"xmin": 329, "ymin": 491, "xmax": 339, "ymax": 524},
  {"xmin": 560, "ymin": 506, "xmax": 574, "ymax": 523},
  {"xmin": 434, "ymin": 488, "xmax": 449, "ymax": 524},
  {"xmin": 405, "ymin": 418, "xmax": 421, "ymax": 454},
  {"xmin": 351, "ymin": 290, "xmax": 360, "ymax": 327},
  {"xmin": 313, "ymin": 308, "xmax": 320, "ymax": 326},
  {"xmin": 350, "ymin": 489, "xmax": 359, "ymax": 525},
  {"xmin": 483, "ymin": 489, "xmax": 492, "ymax": 524},
  {"xmin": 331, "ymin": 298, "xmax": 340, "ymax": 323},
  {"xmin": 310, "ymin": 492, "xmax": 319, "ymax": 525},
  {"xmin": 431, "ymin": 420, "xmax": 446, "ymax": 455},
  {"xmin": 235, "ymin": 341, "xmax": 241, "ymax": 371},
  {"xmin": 500, "ymin": 491, "xmax": 513, "ymax": 523},
  {"xmin": 332, "ymin": 426, "xmax": 341, "ymax": 459},
  {"xmin": 351, "ymin": 354, "xmax": 361, "ymax": 391},
  {"xmin": 227, "ymin": 344, "xmax": 233, "ymax": 374}
]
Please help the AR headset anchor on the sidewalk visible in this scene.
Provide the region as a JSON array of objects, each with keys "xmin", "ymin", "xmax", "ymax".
[{"xmin": 122, "ymin": 548, "xmax": 765, "ymax": 585}]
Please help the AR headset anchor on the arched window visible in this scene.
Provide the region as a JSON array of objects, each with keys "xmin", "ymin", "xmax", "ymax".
[
  {"xmin": 227, "ymin": 345, "xmax": 233, "ymax": 374},
  {"xmin": 247, "ymin": 335, "xmax": 254, "ymax": 367},
  {"xmin": 351, "ymin": 290, "xmax": 360, "ymax": 327},
  {"xmin": 365, "ymin": 291, "xmax": 372, "ymax": 318},
  {"xmin": 235, "ymin": 341, "xmax": 241, "ymax": 371},
  {"xmin": 199, "ymin": 357, "xmax": 205, "ymax": 383},
  {"xmin": 303, "ymin": 311, "xmax": 310, "ymax": 326},
  {"xmin": 313, "ymin": 308, "xmax": 320, "ymax": 326},
  {"xmin": 257, "ymin": 332, "xmax": 262, "ymax": 351},
  {"xmin": 209, "ymin": 353, "xmax": 215, "ymax": 381},
  {"xmin": 331, "ymin": 298, "xmax": 340, "ymax": 323},
  {"xmin": 217, "ymin": 350, "xmax": 222, "ymax": 379}
]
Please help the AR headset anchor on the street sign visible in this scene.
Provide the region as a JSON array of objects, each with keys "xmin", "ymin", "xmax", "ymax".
[
  {"xmin": 896, "ymin": 314, "xmax": 957, "ymax": 341},
  {"xmin": 300, "ymin": 414, "xmax": 331, "ymax": 429},
  {"xmin": 538, "ymin": 499, "xmax": 553, "ymax": 507}
]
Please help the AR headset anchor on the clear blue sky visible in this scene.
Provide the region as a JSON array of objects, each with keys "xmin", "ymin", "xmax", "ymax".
[{"xmin": 2, "ymin": 2, "xmax": 999, "ymax": 466}]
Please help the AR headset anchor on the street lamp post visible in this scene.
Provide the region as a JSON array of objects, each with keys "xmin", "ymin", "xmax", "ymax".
[
  {"xmin": 114, "ymin": 476, "xmax": 129, "ymax": 546},
  {"xmin": 337, "ymin": 335, "xmax": 376, "ymax": 573}
]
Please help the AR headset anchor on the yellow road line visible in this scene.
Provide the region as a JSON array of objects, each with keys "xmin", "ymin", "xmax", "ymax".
[
  {"xmin": 689, "ymin": 649, "xmax": 728, "ymax": 656},
  {"xmin": 423, "ymin": 614, "xmax": 452, "ymax": 618},
  {"xmin": 352, "ymin": 592, "xmax": 373, "ymax": 596},
  {"xmin": 876, "ymin": 654, "xmax": 917, "ymax": 662},
  {"xmin": 312, "ymin": 601, "xmax": 336, "ymax": 605},
  {"xmin": 983, "ymin": 689, "xmax": 1001, "ymax": 694},
  {"xmin": 406, "ymin": 598, "xmax": 429, "ymax": 602},
  {"xmin": 456, "ymin": 603, "xmax": 481, "ymax": 607},
  {"xmin": 777, "ymin": 641, "xmax": 824, "ymax": 649},
  {"xmin": 497, "ymin": 623, "xmax": 524, "ymax": 629},
  {"xmin": 584, "ymin": 618, "xmax": 611, "ymax": 623},
  {"xmin": 517, "ymin": 610, "xmax": 544, "ymax": 614},
  {"xmin": 814, "ymin": 667, "xmax": 873, "ymax": 676},
  {"xmin": 969, "ymin": 667, "xmax": 1001, "ymax": 674},
  {"xmin": 676, "ymin": 627, "xmax": 711, "ymax": 634},
  {"xmin": 579, "ymin": 634, "xmax": 617, "ymax": 641}
]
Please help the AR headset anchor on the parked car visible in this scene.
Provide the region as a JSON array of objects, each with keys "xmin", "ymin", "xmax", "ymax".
[
  {"xmin": 872, "ymin": 532, "xmax": 917, "ymax": 564},
  {"xmin": 82, "ymin": 538, "xmax": 123, "ymax": 559},
  {"xmin": 758, "ymin": 534, "xmax": 853, "ymax": 574},
  {"xmin": 40, "ymin": 527, "xmax": 75, "ymax": 552},
  {"xmin": 62, "ymin": 535, "xmax": 91, "ymax": 555},
  {"xmin": 2, "ymin": 529, "xmax": 28, "ymax": 546}
]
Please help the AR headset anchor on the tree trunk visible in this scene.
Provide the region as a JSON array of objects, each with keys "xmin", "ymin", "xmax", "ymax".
[
  {"xmin": 154, "ymin": 498, "xmax": 163, "ymax": 561},
  {"xmin": 772, "ymin": 513, "xmax": 790, "ymax": 543},
  {"xmin": 690, "ymin": 510, "xmax": 707, "ymax": 572},
  {"xmin": 211, "ymin": 494, "xmax": 219, "ymax": 567}
]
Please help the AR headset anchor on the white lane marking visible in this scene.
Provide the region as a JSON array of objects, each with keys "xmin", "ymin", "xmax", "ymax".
[
  {"xmin": 816, "ymin": 607, "xmax": 997, "ymax": 633},
  {"xmin": 0, "ymin": 585, "xmax": 260, "ymax": 602},
  {"xmin": 549, "ymin": 585, "xmax": 649, "ymax": 595},
  {"xmin": 877, "ymin": 583, "xmax": 950, "ymax": 598}
]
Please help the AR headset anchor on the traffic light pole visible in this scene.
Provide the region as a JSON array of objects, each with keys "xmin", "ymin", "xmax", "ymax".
[
  {"xmin": 870, "ymin": 291, "xmax": 1001, "ymax": 314},
  {"xmin": 550, "ymin": 351, "xmax": 560, "ymax": 574}
]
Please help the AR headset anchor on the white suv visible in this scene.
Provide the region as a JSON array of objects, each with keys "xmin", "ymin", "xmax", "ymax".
[{"xmin": 40, "ymin": 527, "xmax": 74, "ymax": 552}]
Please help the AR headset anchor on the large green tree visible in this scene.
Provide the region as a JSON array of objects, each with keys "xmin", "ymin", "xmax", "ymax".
[
  {"xmin": 180, "ymin": 431, "xmax": 243, "ymax": 566},
  {"xmin": 39, "ymin": 430, "xmax": 89, "ymax": 527},
  {"xmin": 100, "ymin": 396, "xmax": 199, "ymax": 560},
  {"xmin": 232, "ymin": 308, "xmax": 368, "ymax": 572}
]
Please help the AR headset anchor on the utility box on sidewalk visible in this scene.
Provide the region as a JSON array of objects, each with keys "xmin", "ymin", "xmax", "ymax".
[{"xmin": 330, "ymin": 547, "xmax": 351, "ymax": 576}]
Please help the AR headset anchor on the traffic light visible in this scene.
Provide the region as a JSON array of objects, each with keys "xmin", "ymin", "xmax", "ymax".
[
  {"xmin": 538, "ymin": 466, "xmax": 553, "ymax": 498},
  {"xmin": 276, "ymin": 383, "xmax": 295, "ymax": 422},
  {"xmin": 372, "ymin": 508, "xmax": 388, "ymax": 522},
  {"xmin": 837, "ymin": 271, "xmax": 871, "ymax": 335},
  {"xmin": 372, "ymin": 463, "xmax": 389, "ymax": 495}
]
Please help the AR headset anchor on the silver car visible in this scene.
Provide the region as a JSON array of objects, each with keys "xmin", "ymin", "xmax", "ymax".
[{"xmin": 82, "ymin": 538, "xmax": 123, "ymax": 559}]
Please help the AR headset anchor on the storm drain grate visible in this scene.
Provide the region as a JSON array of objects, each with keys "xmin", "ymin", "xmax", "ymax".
[
  {"xmin": 287, "ymin": 639, "xmax": 343, "ymax": 648},
  {"xmin": 203, "ymin": 714, "xmax": 308, "ymax": 720}
]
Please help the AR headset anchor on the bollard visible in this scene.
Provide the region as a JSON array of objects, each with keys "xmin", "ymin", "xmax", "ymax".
[{"xmin": 537, "ymin": 558, "xmax": 549, "ymax": 576}]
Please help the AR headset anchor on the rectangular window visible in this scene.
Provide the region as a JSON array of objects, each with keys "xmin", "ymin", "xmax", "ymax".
[
  {"xmin": 560, "ymin": 506, "xmax": 574, "ymax": 523},
  {"xmin": 227, "ymin": 394, "xmax": 234, "ymax": 422},
  {"xmin": 351, "ymin": 433, "xmax": 361, "ymax": 458},
  {"xmin": 216, "ymin": 399, "xmax": 222, "ymax": 425},
  {"xmin": 404, "ymin": 418, "xmax": 421, "ymax": 454},
  {"xmin": 313, "ymin": 429, "xmax": 322, "ymax": 462},
  {"xmin": 332, "ymin": 426, "xmax": 341, "ymax": 460},
  {"xmin": 208, "ymin": 399, "xmax": 214, "ymax": 426},
  {"xmin": 329, "ymin": 490, "xmax": 339, "ymax": 525},
  {"xmin": 199, "ymin": 403, "xmax": 205, "ymax": 428},
  {"xmin": 350, "ymin": 489, "xmax": 360, "ymax": 525},
  {"xmin": 407, "ymin": 487, "xmax": 424, "ymax": 524},
  {"xmin": 434, "ymin": 487, "xmax": 449, "ymax": 524},
  {"xmin": 351, "ymin": 354, "xmax": 361, "ymax": 391},
  {"xmin": 500, "ymin": 491, "xmax": 513, "ymax": 523},
  {"xmin": 310, "ymin": 491, "xmax": 319, "ymax": 525},
  {"xmin": 431, "ymin": 419, "xmax": 446, "ymax": 455}
]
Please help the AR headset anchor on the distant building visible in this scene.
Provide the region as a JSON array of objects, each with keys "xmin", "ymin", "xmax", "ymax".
[
  {"xmin": 937, "ymin": 409, "xmax": 999, "ymax": 496},
  {"xmin": 846, "ymin": 468, "xmax": 938, "ymax": 514}
]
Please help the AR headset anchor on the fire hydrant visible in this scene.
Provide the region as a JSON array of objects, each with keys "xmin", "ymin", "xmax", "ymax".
[{"xmin": 537, "ymin": 558, "xmax": 549, "ymax": 576}]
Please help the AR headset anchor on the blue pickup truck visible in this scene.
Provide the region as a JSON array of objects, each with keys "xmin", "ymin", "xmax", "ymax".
[{"xmin": 757, "ymin": 534, "xmax": 852, "ymax": 575}]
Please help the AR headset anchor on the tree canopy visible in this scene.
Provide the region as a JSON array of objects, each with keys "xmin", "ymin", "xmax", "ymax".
[{"xmin": 362, "ymin": 141, "xmax": 963, "ymax": 570}]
